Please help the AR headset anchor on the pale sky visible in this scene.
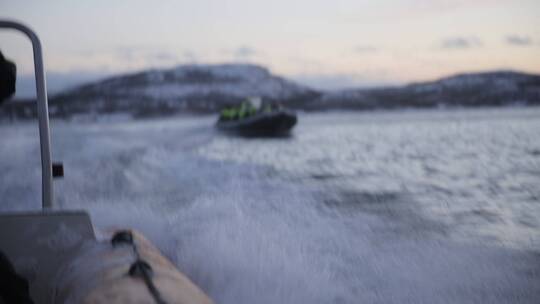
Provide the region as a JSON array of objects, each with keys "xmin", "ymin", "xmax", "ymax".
[{"xmin": 1, "ymin": 0, "xmax": 539, "ymax": 96}]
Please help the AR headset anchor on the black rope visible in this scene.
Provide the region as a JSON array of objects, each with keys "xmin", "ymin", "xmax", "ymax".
[
  {"xmin": 129, "ymin": 260, "xmax": 167, "ymax": 304},
  {"xmin": 112, "ymin": 230, "xmax": 168, "ymax": 304}
]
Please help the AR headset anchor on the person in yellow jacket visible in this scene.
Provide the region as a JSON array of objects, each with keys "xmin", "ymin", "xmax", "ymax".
[
  {"xmin": 220, "ymin": 98, "xmax": 259, "ymax": 121},
  {"xmin": 220, "ymin": 107, "xmax": 237, "ymax": 120},
  {"xmin": 237, "ymin": 100, "xmax": 257, "ymax": 119}
]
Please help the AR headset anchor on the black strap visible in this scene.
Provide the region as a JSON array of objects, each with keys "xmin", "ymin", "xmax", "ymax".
[
  {"xmin": 111, "ymin": 231, "xmax": 168, "ymax": 304},
  {"xmin": 129, "ymin": 260, "xmax": 167, "ymax": 304}
]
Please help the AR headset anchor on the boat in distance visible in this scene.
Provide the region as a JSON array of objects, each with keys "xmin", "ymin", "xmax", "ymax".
[{"xmin": 216, "ymin": 109, "xmax": 297, "ymax": 136}]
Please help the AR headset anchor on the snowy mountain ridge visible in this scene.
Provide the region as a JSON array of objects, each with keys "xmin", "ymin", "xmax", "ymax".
[
  {"xmin": 49, "ymin": 63, "xmax": 318, "ymax": 118},
  {"xmin": 307, "ymin": 70, "xmax": 540, "ymax": 110},
  {"xmin": 1, "ymin": 66, "xmax": 539, "ymax": 120}
]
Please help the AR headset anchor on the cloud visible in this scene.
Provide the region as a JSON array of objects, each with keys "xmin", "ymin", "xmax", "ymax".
[
  {"xmin": 114, "ymin": 47, "xmax": 137, "ymax": 61},
  {"xmin": 182, "ymin": 51, "xmax": 198, "ymax": 63},
  {"xmin": 109, "ymin": 46, "xmax": 180, "ymax": 66},
  {"xmin": 353, "ymin": 45, "xmax": 378, "ymax": 53},
  {"xmin": 231, "ymin": 46, "xmax": 258, "ymax": 59},
  {"xmin": 144, "ymin": 51, "xmax": 179, "ymax": 65},
  {"xmin": 505, "ymin": 35, "xmax": 532, "ymax": 46},
  {"xmin": 440, "ymin": 36, "xmax": 482, "ymax": 49},
  {"xmin": 220, "ymin": 46, "xmax": 259, "ymax": 61},
  {"xmin": 148, "ymin": 52, "xmax": 178, "ymax": 62}
]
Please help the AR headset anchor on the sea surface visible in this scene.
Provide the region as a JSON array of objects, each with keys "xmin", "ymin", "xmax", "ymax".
[{"xmin": 1, "ymin": 107, "xmax": 539, "ymax": 303}]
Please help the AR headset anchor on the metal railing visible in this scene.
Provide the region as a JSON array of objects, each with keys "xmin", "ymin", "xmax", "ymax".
[{"xmin": 0, "ymin": 20, "xmax": 54, "ymax": 209}]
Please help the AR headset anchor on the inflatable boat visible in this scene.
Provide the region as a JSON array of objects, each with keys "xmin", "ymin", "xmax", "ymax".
[
  {"xmin": 216, "ymin": 110, "xmax": 297, "ymax": 136},
  {"xmin": 0, "ymin": 20, "xmax": 212, "ymax": 304}
]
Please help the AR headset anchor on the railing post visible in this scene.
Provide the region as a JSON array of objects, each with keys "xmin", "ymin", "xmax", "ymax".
[{"xmin": 0, "ymin": 20, "xmax": 54, "ymax": 209}]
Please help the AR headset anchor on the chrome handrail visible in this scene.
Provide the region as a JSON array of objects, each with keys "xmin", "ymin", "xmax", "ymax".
[{"xmin": 0, "ymin": 20, "xmax": 54, "ymax": 209}]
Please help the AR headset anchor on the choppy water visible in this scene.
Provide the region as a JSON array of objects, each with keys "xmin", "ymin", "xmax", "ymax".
[
  {"xmin": 200, "ymin": 108, "xmax": 540, "ymax": 250},
  {"xmin": 1, "ymin": 107, "xmax": 539, "ymax": 303}
]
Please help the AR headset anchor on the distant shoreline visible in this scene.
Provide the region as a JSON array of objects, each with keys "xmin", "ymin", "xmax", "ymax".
[
  {"xmin": 1, "ymin": 65, "xmax": 539, "ymax": 121},
  {"xmin": 1, "ymin": 103, "xmax": 539, "ymax": 124}
]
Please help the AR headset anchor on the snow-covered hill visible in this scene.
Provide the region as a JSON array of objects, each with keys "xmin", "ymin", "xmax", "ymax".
[
  {"xmin": 309, "ymin": 71, "xmax": 540, "ymax": 110},
  {"xmin": 49, "ymin": 64, "xmax": 319, "ymax": 118},
  {"xmin": 1, "ymin": 68, "xmax": 539, "ymax": 120}
]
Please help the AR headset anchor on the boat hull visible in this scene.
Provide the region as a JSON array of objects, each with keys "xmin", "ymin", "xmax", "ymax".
[
  {"xmin": 55, "ymin": 230, "xmax": 213, "ymax": 304},
  {"xmin": 216, "ymin": 110, "xmax": 297, "ymax": 137},
  {"xmin": 0, "ymin": 215, "xmax": 212, "ymax": 304}
]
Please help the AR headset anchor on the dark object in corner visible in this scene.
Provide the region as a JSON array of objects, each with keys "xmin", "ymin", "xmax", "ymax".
[
  {"xmin": 0, "ymin": 51, "xmax": 16, "ymax": 104},
  {"xmin": 0, "ymin": 251, "xmax": 34, "ymax": 304}
]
